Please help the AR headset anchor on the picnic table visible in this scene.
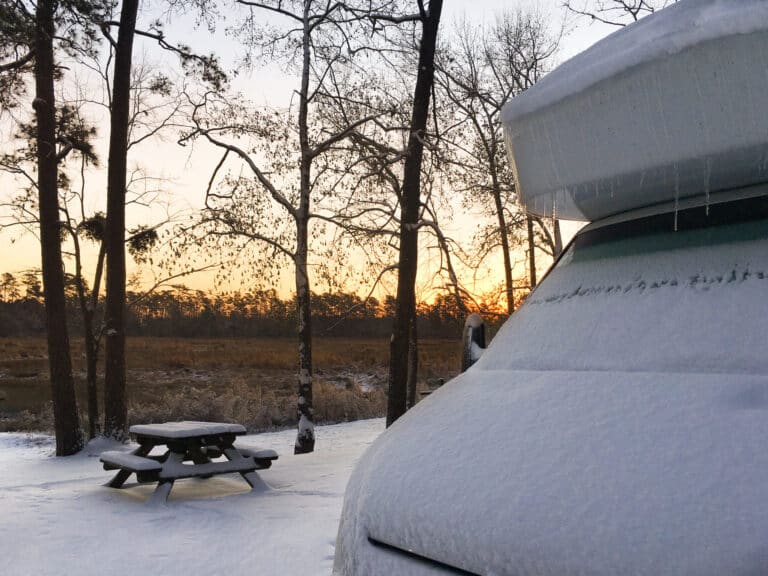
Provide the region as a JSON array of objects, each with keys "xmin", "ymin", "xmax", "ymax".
[{"xmin": 100, "ymin": 421, "xmax": 277, "ymax": 504}]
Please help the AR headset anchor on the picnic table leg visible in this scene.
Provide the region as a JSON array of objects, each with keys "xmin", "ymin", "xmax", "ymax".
[
  {"xmin": 187, "ymin": 444, "xmax": 214, "ymax": 478},
  {"xmin": 147, "ymin": 480, "xmax": 174, "ymax": 506},
  {"xmin": 146, "ymin": 451, "xmax": 184, "ymax": 505},
  {"xmin": 222, "ymin": 447, "xmax": 269, "ymax": 492},
  {"xmin": 105, "ymin": 443, "xmax": 154, "ymax": 489},
  {"xmin": 105, "ymin": 469, "xmax": 132, "ymax": 489}
]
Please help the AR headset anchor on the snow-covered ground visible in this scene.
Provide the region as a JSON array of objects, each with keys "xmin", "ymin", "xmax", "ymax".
[{"xmin": 0, "ymin": 419, "xmax": 384, "ymax": 576}]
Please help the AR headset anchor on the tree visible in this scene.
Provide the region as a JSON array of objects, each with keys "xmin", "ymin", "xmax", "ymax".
[
  {"xmin": 99, "ymin": 1, "xmax": 225, "ymax": 440},
  {"xmin": 382, "ymin": 0, "xmax": 443, "ymax": 427},
  {"xmin": 0, "ymin": 273, "xmax": 21, "ymax": 301},
  {"xmin": 2, "ymin": 78, "xmax": 181, "ymax": 439},
  {"xmin": 182, "ymin": 0, "xmax": 395, "ymax": 453},
  {"xmin": 0, "ymin": 0, "xmax": 112, "ymax": 455},
  {"xmin": 321, "ymin": 1, "xmax": 492, "ymax": 422},
  {"xmin": 101, "ymin": 0, "xmax": 139, "ymax": 440},
  {"xmin": 34, "ymin": 0, "xmax": 84, "ymax": 455},
  {"xmin": 564, "ymin": 0, "xmax": 676, "ymax": 27},
  {"xmin": 0, "ymin": 3, "xmax": 34, "ymax": 110},
  {"xmin": 437, "ymin": 11, "xmax": 559, "ymax": 311}
]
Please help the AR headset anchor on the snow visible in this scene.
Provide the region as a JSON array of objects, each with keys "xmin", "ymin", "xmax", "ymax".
[
  {"xmin": 238, "ymin": 447, "xmax": 278, "ymax": 460},
  {"xmin": 129, "ymin": 421, "xmax": 247, "ymax": 438},
  {"xmin": 338, "ymin": 371, "xmax": 768, "ymax": 576},
  {"xmin": 99, "ymin": 451, "xmax": 162, "ymax": 471},
  {"xmin": 502, "ymin": 0, "xmax": 768, "ymax": 221},
  {"xmin": 487, "ymin": 218, "xmax": 768, "ymax": 375},
  {"xmin": 463, "ymin": 313, "xmax": 484, "ymax": 330},
  {"xmin": 504, "ymin": 0, "xmax": 768, "ymax": 119},
  {"xmin": 296, "ymin": 414, "xmax": 315, "ymax": 449},
  {"xmin": 334, "ymin": 211, "xmax": 768, "ymax": 575},
  {"xmin": 0, "ymin": 419, "xmax": 383, "ymax": 576},
  {"xmin": 468, "ymin": 342, "xmax": 484, "ymax": 363}
]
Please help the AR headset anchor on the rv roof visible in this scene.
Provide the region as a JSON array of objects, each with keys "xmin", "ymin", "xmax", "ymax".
[{"xmin": 502, "ymin": 0, "xmax": 768, "ymax": 222}]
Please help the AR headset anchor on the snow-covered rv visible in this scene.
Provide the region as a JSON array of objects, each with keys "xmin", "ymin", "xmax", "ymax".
[{"xmin": 334, "ymin": 1, "xmax": 768, "ymax": 574}]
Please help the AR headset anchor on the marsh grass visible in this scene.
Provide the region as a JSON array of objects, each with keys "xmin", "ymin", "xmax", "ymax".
[
  {"xmin": 128, "ymin": 378, "xmax": 387, "ymax": 432},
  {"xmin": 0, "ymin": 336, "xmax": 459, "ymax": 433},
  {"xmin": 0, "ymin": 336, "xmax": 459, "ymax": 372}
]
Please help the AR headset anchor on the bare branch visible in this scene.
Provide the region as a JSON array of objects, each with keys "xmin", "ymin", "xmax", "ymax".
[{"xmin": 0, "ymin": 49, "xmax": 35, "ymax": 72}]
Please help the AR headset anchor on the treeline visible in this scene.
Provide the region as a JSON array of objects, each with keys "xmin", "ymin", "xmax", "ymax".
[{"xmin": 0, "ymin": 273, "xmax": 503, "ymax": 340}]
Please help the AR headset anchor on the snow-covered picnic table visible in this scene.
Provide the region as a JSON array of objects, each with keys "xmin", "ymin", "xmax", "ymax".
[{"xmin": 100, "ymin": 421, "xmax": 277, "ymax": 504}]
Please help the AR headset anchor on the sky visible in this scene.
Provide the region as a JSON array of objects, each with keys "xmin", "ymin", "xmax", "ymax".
[{"xmin": 0, "ymin": 0, "xmax": 616, "ymax": 299}]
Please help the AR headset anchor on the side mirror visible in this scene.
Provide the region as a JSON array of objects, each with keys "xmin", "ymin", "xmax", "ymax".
[{"xmin": 462, "ymin": 314, "xmax": 486, "ymax": 372}]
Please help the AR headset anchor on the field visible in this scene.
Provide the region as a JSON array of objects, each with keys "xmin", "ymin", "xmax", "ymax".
[{"xmin": 0, "ymin": 336, "xmax": 462, "ymax": 433}]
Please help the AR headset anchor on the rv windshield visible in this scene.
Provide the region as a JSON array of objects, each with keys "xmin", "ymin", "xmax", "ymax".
[{"xmin": 476, "ymin": 196, "xmax": 768, "ymax": 375}]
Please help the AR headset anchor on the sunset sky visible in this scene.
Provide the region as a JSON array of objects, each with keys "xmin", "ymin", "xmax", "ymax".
[{"xmin": 0, "ymin": 0, "xmax": 611, "ymax": 300}]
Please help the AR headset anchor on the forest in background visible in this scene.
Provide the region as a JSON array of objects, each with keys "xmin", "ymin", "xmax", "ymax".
[{"xmin": 0, "ymin": 270, "xmax": 508, "ymax": 340}]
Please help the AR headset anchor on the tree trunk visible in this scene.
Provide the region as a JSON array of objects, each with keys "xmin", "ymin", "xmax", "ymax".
[
  {"xmin": 75, "ymin": 263, "xmax": 98, "ymax": 440},
  {"xmin": 431, "ymin": 217, "xmax": 468, "ymax": 318},
  {"xmin": 73, "ymin": 226, "xmax": 105, "ymax": 439},
  {"xmin": 294, "ymin": 2, "xmax": 315, "ymax": 454},
  {"xmin": 104, "ymin": 0, "xmax": 139, "ymax": 440},
  {"xmin": 294, "ymin": 214, "xmax": 315, "ymax": 454},
  {"xmin": 387, "ymin": 0, "xmax": 444, "ymax": 427},
  {"xmin": 86, "ymin": 242, "xmax": 107, "ymax": 438},
  {"xmin": 526, "ymin": 215, "xmax": 537, "ymax": 289},
  {"xmin": 34, "ymin": 0, "xmax": 83, "ymax": 456},
  {"xmin": 494, "ymin": 193, "xmax": 515, "ymax": 314},
  {"xmin": 85, "ymin": 332, "xmax": 99, "ymax": 438},
  {"xmin": 406, "ymin": 317, "xmax": 418, "ymax": 409},
  {"xmin": 485, "ymin": 120, "xmax": 514, "ymax": 316}
]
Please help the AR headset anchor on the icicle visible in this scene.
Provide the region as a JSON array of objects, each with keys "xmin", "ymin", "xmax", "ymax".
[
  {"xmin": 673, "ymin": 163, "xmax": 680, "ymax": 232},
  {"xmin": 552, "ymin": 192, "xmax": 557, "ymax": 222},
  {"xmin": 704, "ymin": 157, "xmax": 712, "ymax": 216}
]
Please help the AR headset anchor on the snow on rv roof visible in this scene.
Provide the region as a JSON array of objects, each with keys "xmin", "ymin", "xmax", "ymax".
[
  {"xmin": 502, "ymin": 0, "xmax": 768, "ymax": 121},
  {"xmin": 502, "ymin": 0, "xmax": 768, "ymax": 222}
]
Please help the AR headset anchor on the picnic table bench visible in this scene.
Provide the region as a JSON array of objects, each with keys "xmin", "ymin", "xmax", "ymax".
[{"xmin": 100, "ymin": 421, "xmax": 277, "ymax": 504}]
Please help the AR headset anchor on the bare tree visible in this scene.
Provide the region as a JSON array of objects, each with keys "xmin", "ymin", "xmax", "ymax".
[
  {"xmin": 437, "ymin": 11, "xmax": 559, "ymax": 310},
  {"xmin": 368, "ymin": 0, "xmax": 444, "ymax": 427},
  {"xmin": 181, "ymin": 0, "xmax": 396, "ymax": 453},
  {"xmin": 2, "ymin": 64, "xmax": 191, "ymax": 439},
  {"xmin": 321, "ymin": 3, "xmax": 500, "ymax": 419},
  {"xmin": 98, "ymin": 1, "xmax": 225, "ymax": 440},
  {"xmin": 564, "ymin": 0, "xmax": 676, "ymax": 27},
  {"xmin": 66, "ymin": 54, "xmax": 188, "ymax": 438}
]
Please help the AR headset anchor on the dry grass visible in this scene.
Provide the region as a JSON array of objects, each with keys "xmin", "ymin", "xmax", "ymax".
[
  {"xmin": 0, "ymin": 405, "xmax": 55, "ymax": 433},
  {"xmin": 0, "ymin": 336, "xmax": 460, "ymax": 371},
  {"xmin": 0, "ymin": 336, "xmax": 459, "ymax": 433},
  {"xmin": 123, "ymin": 337, "xmax": 460, "ymax": 372},
  {"xmin": 128, "ymin": 378, "xmax": 387, "ymax": 433}
]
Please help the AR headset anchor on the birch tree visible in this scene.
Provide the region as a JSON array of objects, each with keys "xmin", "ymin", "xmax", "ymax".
[{"xmin": 182, "ymin": 0, "xmax": 395, "ymax": 453}]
